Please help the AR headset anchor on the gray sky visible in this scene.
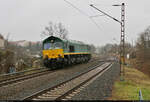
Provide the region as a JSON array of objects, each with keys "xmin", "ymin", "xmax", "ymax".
[{"xmin": 0, "ymin": 0, "xmax": 150, "ymax": 46}]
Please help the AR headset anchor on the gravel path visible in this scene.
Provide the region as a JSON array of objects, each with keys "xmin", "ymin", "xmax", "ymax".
[
  {"xmin": 71, "ymin": 62, "xmax": 120, "ymax": 100},
  {"xmin": 0, "ymin": 58, "xmax": 101, "ymax": 100}
]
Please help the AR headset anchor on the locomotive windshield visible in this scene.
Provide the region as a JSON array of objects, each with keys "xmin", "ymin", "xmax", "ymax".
[
  {"xmin": 43, "ymin": 42, "xmax": 62, "ymax": 50},
  {"xmin": 54, "ymin": 42, "xmax": 62, "ymax": 49}
]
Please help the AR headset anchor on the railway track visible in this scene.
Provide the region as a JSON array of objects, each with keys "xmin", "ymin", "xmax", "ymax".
[
  {"xmin": 0, "ymin": 58, "xmax": 100, "ymax": 87},
  {"xmin": 0, "ymin": 69, "xmax": 52, "ymax": 87},
  {"xmin": 23, "ymin": 62, "xmax": 113, "ymax": 100},
  {"xmin": 0, "ymin": 67, "xmax": 47, "ymax": 82}
]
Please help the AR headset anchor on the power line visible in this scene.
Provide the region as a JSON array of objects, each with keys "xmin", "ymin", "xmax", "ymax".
[
  {"xmin": 89, "ymin": 5, "xmax": 107, "ymax": 32},
  {"xmin": 90, "ymin": 4, "xmax": 121, "ymax": 24},
  {"xmin": 90, "ymin": 3, "xmax": 116, "ymax": 7},
  {"xmin": 63, "ymin": 0, "xmax": 103, "ymax": 31},
  {"xmin": 89, "ymin": 18, "xmax": 103, "ymax": 30},
  {"xmin": 63, "ymin": 0, "xmax": 89, "ymax": 17}
]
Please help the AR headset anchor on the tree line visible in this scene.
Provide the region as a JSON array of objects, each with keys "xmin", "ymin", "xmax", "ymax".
[
  {"xmin": 0, "ymin": 21, "xmax": 98, "ymax": 74},
  {"xmin": 133, "ymin": 26, "xmax": 150, "ymax": 75}
]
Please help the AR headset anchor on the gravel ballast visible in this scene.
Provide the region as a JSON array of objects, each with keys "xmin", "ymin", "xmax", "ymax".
[
  {"xmin": 0, "ymin": 58, "xmax": 102, "ymax": 100},
  {"xmin": 71, "ymin": 62, "xmax": 120, "ymax": 100}
]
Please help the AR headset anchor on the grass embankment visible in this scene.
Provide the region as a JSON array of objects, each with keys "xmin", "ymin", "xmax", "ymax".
[{"xmin": 110, "ymin": 66, "xmax": 150, "ymax": 100}]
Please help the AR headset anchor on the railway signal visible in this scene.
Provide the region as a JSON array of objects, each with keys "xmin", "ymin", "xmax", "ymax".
[{"xmin": 90, "ymin": 3, "xmax": 125, "ymax": 81}]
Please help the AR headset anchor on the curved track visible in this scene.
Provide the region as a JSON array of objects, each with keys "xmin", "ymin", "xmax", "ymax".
[
  {"xmin": 0, "ymin": 58, "xmax": 99, "ymax": 87},
  {"xmin": 23, "ymin": 62, "xmax": 113, "ymax": 100}
]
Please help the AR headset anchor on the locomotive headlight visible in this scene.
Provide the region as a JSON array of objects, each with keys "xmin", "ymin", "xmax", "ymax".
[
  {"xmin": 58, "ymin": 54, "xmax": 63, "ymax": 58},
  {"xmin": 51, "ymin": 40, "xmax": 54, "ymax": 43},
  {"xmin": 58, "ymin": 54, "xmax": 61, "ymax": 57},
  {"xmin": 44, "ymin": 55, "xmax": 48, "ymax": 59}
]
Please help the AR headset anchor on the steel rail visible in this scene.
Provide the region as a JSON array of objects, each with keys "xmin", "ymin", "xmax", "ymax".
[
  {"xmin": 0, "ymin": 68, "xmax": 49, "ymax": 83},
  {"xmin": 57, "ymin": 63, "xmax": 112, "ymax": 100},
  {"xmin": 0, "ymin": 58, "xmax": 101, "ymax": 87},
  {"xmin": 0, "ymin": 57, "xmax": 98, "ymax": 77},
  {"xmin": 0, "ymin": 69, "xmax": 52, "ymax": 87},
  {"xmin": 0, "ymin": 58, "xmax": 96, "ymax": 79},
  {"xmin": 23, "ymin": 61, "xmax": 112, "ymax": 100},
  {"xmin": 0, "ymin": 67, "xmax": 45, "ymax": 77}
]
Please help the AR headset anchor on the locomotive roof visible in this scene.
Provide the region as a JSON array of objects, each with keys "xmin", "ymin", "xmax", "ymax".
[
  {"xmin": 43, "ymin": 36, "xmax": 65, "ymax": 43},
  {"xmin": 43, "ymin": 36, "xmax": 88, "ymax": 46},
  {"xmin": 68, "ymin": 39, "xmax": 85, "ymax": 45}
]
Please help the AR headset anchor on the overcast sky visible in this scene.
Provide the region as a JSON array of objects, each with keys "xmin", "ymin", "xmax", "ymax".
[{"xmin": 0, "ymin": 0, "xmax": 150, "ymax": 46}]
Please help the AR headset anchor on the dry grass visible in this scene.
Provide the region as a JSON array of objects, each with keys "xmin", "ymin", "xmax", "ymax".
[{"xmin": 110, "ymin": 66, "xmax": 150, "ymax": 100}]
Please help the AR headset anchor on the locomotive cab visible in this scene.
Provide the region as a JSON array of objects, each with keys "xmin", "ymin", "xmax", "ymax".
[
  {"xmin": 42, "ymin": 36, "xmax": 64, "ymax": 68},
  {"xmin": 42, "ymin": 36, "xmax": 91, "ymax": 69}
]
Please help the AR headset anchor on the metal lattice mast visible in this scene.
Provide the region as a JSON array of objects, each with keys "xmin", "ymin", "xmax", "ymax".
[
  {"xmin": 90, "ymin": 3, "xmax": 126, "ymax": 81},
  {"xmin": 120, "ymin": 3, "xmax": 125, "ymax": 80}
]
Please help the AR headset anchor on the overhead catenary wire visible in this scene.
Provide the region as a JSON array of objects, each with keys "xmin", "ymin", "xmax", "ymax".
[
  {"xmin": 63, "ymin": 0, "xmax": 89, "ymax": 17},
  {"xmin": 63, "ymin": 0, "xmax": 118, "ymax": 45},
  {"xmin": 89, "ymin": 5, "xmax": 107, "ymax": 32},
  {"xmin": 90, "ymin": 4, "xmax": 121, "ymax": 24},
  {"xmin": 89, "ymin": 3, "xmax": 116, "ymax": 7},
  {"xmin": 63, "ymin": 0, "xmax": 103, "ymax": 32},
  {"xmin": 89, "ymin": 18, "xmax": 103, "ymax": 31},
  {"xmin": 91, "ymin": 3, "xmax": 120, "ymax": 43}
]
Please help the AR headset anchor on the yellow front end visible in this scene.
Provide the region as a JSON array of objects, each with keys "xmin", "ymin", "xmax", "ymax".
[{"xmin": 43, "ymin": 49, "xmax": 64, "ymax": 59}]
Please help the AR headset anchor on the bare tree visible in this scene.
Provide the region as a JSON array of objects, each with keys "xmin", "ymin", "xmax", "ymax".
[
  {"xmin": 41, "ymin": 22, "xmax": 54, "ymax": 37},
  {"xmin": 89, "ymin": 44, "xmax": 96, "ymax": 54},
  {"xmin": 134, "ymin": 26, "xmax": 150, "ymax": 75},
  {"xmin": 4, "ymin": 33, "xmax": 10, "ymax": 49},
  {"xmin": 55, "ymin": 22, "xmax": 68, "ymax": 39},
  {"xmin": 41, "ymin": 22, "xmax": 68, "ymax": 39}
]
